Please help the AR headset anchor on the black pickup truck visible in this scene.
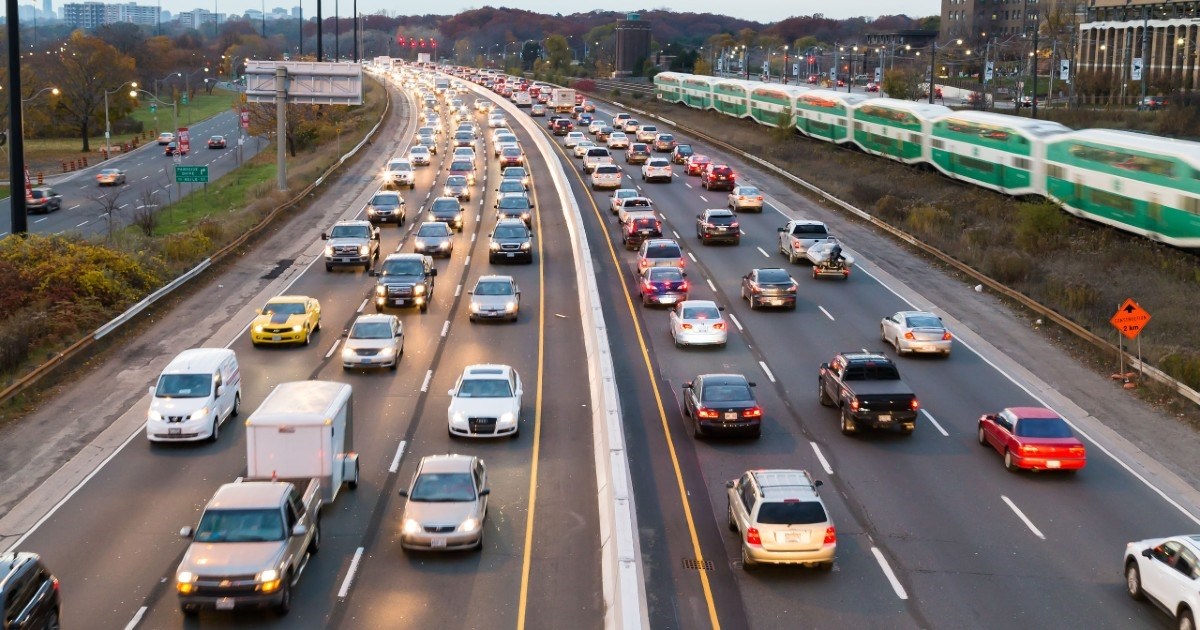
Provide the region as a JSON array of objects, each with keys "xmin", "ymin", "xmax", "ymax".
[{"xmin": 818, "ymin": 352, "xmax": 919, "ymax": 436}]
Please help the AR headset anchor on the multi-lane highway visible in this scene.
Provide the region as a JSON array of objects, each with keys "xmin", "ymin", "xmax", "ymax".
[
  {"xmin": 4, "ymin": 76, "xmax": 602, "ymax": 627},
  {"xmin": 0, "ymin": 109, "xmax": 261, "ymax": 238}
]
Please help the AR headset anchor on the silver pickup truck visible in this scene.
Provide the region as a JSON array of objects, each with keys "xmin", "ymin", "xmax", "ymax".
[{"xmin": 175, "ymin": 479, "xmax": 321, "ymax": 616}]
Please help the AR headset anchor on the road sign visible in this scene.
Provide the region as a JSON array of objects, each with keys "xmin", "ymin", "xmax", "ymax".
[
  {"xmin": 1131, "ymin": 58, "xmax": 1143, "ymax": 81},
  {"xmin": 182, "ymin": 95, "xmax": 189, "ymax": 105},
  {"xmin": 1060, "ymin": 60, "xmax": 1071, "ymax": 81},
  {"xmin": 174, "ymin": 165, "xmax": 209, "ymax": 183},
  {"xmin": 1110, "ymin": 298, "xmax": 1151, "ymax": 340},
  {"xmin": 985, "ymin": 61, "xmax": 994, "ymax": 82},
  {"xmin": 240, "ymin": 109, "xmax": 250, "ymax": 129},
  {"xmin": 874, "ymin": 67, "xmax": 882, "ymax": 83},
  {"xmin": 178, "ymin": 127, "xmax": 190, "ymax": 154},
  {"xmin": 793, "ymin": 63, "xmax": 799, "ymax": 77},
  {"xmin": 150, "ymin": 103, "xmax": 157, "ymax": 113}
]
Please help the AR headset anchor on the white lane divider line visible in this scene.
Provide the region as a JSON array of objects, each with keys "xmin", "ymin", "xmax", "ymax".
[
  {"xmin": 819, "ymin": 306, "xmax": 835, "ymax": 321},
  {"xmin": 123, "ymin": 605, "xmax": 148, "ymax": 630},
  {"xmin": 464, "ymin": 255, "xmax": 471, "ymax": 266},
  {"xmin": 671, "ymin": 230, "xmax": 680, "ymax": 239},
  {"xmin": 441, "ymin": 320, "xmax": 450, "ymax": 337},
  {"xmin": 756, "ymin": 246, "xmax": 770, "ymax": 258},
  {"xmin": 728, "ymin": 313, "xmax": 743, "ymax": 331},
  {"xmin": 476, "ymin": 214, "xmax": 481, "ymax": 221},
  {"xmin": 76, "ymin": 220, "xmax": 89, "ymax": 228},
  {"xmin": 687, "ymin": 252, "xmax": 697, "ymax": 263},
  {"xmin": 357, "ymin": 298, "xmax": 368, "ymax": 313},
  {"xmin": 388, "ymin": 440, "xmax": 407, "ymax": 473},
  {"xmin": 921, "ymin": 409, "xmax": 949, "ymax": 437},
  {"xmin": 34, "ymin": 217, "xmax": 47, "ymax": 223},
  {"xmin": 420, "ymin": 370, "xmax": 433, "ymax": 393},
  {"xmin": 699, "ymin": 195, "xmax": 708, "ymax": 203},
  {"xmin": 1002, "ymin": 495, "xmax": 1045, "ymax": 540},
  {"xmin": 325, "ymin": 339, "xmax": 341, "ymax": 359},
  {"xmin": 871, "ymin": 547, "xmax": 909, "ymax": 600},
  {"xmin": 455, "ymin": 284, "xmax": 462, "ymax": 297},
  {"xmin": 471, "ymin": 233, "xmax": 477, "ymax": 242},
  {"xmin": 685, "ymin": 183, "xmax": 692, "ymax": 189},
  {"xmin": 758, "ymin": 361, "xmax": 776, "ymax": 383},
  {"xmin": 810, "ymin": 442, "xmax": 834, "ymax": 475},
  {"xmin": 337, "ymin": 547, "xmax": 365, "ymax": 599},
  {"xmin": 706, "ymin": 278, "xmax": 717, "ymax": 292},
  {"xmin": 68, "ymin": 204, "xmax": 80, "ymax": 210}
]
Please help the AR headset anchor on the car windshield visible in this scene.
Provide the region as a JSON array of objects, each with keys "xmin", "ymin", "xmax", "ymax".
[
  {"xmin": 756, "ymin": 501, "xmax": 828, "ymax": 525},
  {"xmin": 647, "ymin": 267, "xmax": 682, "ymax": 281},
  {"xmin": 350, "ymin": 321, "xmax": 394, "ymax": 339},
  {"xmin": 431, "ymin": 199, "xmax": 461, "ymax": 212},
  {"xmin": 739, "ymin": 187, "xmax": 760, "ymax": 195},
  {"xmin": 457, "ymin": 378, "xmax": 513, "ymax": 398},
  {"xmin": 499, "ymin": 181, "xmax": 525, "ymax": 194},
  {"xmin": 706, "ymin": 214, "xmax": 735, "ymax": 226},
  {"xmin": 681, "ymin": 306, "xmax": 721, "ymax": 320},
  {"xmin": 331, "ymin": 225, "xmax": 370, "ymax": 239},
  {"xmin": 382, "ymin": 260, "xmax": 424, "ymax": 276},
  {"xmin": 410, "ymin": 472, "xmax": 476, "ymax": 502},
  {"xmin": 456, "ymin": 132, "xmax": 472, "ymax": 139},
  {"xmin": 475, "ymin": 281, "xmax": 514, "ymax": 296},
  {"xmin": 388, "ymin": 161, "xmax": 411, "ymax": 172},
  {"xmin": 757, "ymin": 270, "xmax": 792, "ymax": 283},
  {"xmin": 905, "ymin": 315, "xmax": 943, "ymax": 328},
  {"xmin": 659, "ymin": 135, "xmax": 673, "ymax": 141},
  {"xmin": 446, "ymin": 176, "xmax": 468, "ymax": 187},
  {"xmin": 418, "ymin": 224, "xmax": 451, "ymax": 236},
  {"xmin": 596, "ymin": 166, "xmax": 619, "ymax": 174},
  {"xmin": 194, "ymin": 508, "xmax": 286, "ymax": 543},
  {"xmin": 702, "ymin": 384, "xmax": 752, "ymax": 402},
  {"xmin": 648, "ymin": 160, "xmax": 669, "ymax": 167},
  {"xmin": 155, "ymin": 373, "xmax": 212, "ymax": 398},
  {"xmin": 645, "ymin": 244, "xmax": 680, "ymax": 259},
  {"xmin": 792, "ymin": 224, "xmax": 829, "ymax": 236},
  {"xmin": 494, "ymin": 224, "xmax": 528, "ymax": 238},
  {"xmin": 102, "ymin": 169, "xmax": 120, "ymax": 175},
  {"xmin": 262, "ymin": 301, "xmax": 305, "ymax": 316},
  {"xmin": 410, "ymin": 148, "xmax": 428, "ymax": 155},
  {"xmin": 615, "ymin": 190, "xmax": 636, "ymax": 199},
  {"xmin": 498, "ymin": 197, "xmax": 530, "ymax": 210},
  {"xmin": 1015, "ymin": 418, "xmax": 1074, "ymax": 438},
  {"xmin": 451, "ymin": 161, "xmax": 471, "ymax": 171},
  {"xmin": 503, "ymin": 148, "xmax": 521, "ymax": 156},
  {"xmin": 503, "ymin": 168, "xmax": 527, "ymax": 178}
]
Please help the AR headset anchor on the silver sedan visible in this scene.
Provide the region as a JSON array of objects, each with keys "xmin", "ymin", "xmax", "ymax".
[
  {"xmin": 398, "ymin": 455, "xmax": 489, "ymax": 552},
  {"xmin": 880, "ymin": 311, "xmax": 953, "ymax": 356},
  {"xmin": 469, "ymin": 275, "xmax": 520, "ymax": 322},
  {"xmin": 341, "ymin": 314, "xmax": 403, "ymax": 369},
  {"xmin": 669, "ymin": 300, "xmax": 728, "ymax": 348}
]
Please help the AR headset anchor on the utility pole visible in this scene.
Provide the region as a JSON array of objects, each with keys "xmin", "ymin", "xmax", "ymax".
[
  {"xmin": 299, "ymin": 4, "xmax": 304, "ymax": 56},
  {"xmin": 928, "ymin": 42, "xmax": 937, "ymax": 104},
  {"xmin": 1140, "ymin": 7, "xmax": 1150, "ymax": 108},
  {"xmin": 1031, "ymin": 20, "xmax": 1039, "ymax": 118},
  {"xmin": 334, "ymin": 0, "xmax": 339, "ymax": 61},
  {"xmin": 317, "ymin": 0, "xmax": 323, "ymax": 61},
  {"xmin": 7, "ymin": 0, "xmax": 28, "ymax": 235},
  {"xmin": 352, "ymin": 0, "xmax": 358, "ymax": 62}
]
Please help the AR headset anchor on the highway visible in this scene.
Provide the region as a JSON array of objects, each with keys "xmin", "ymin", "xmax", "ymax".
[
  {"xmin": 8, "ymin": 77, "xmax": 601, "ymax": 627},
  {"xmin": 542, "ymin": 96, "xmax": 1200, "ymax": 628},
  {"xmin": 0, "ymin": 109, "xmax": 262, "ymax": 238}
]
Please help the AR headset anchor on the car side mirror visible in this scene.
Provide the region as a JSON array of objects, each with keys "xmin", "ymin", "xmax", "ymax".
[
  {"xmin": 321, "ymin": 233, "xmax": 328, "ymax": 240},
  {"xmin": 494, "ymin": 202, "xmax": 499, "ymax": 208},
  {"xmin": 478, "ymin": 488, "xmax": 491, "ymax": 496},
  {"xmin": 748, "ymin": 382, "xmax": 757, "ymax": 387},
  {"xmin": 682, "ymin": 381, "xmax": 693, "ymax": 389},
  {"xmin": 1141, "ymin": 548, "xmax": 1153, "ymax": 559},
  {"xmin": 369, "ymin": 269, "xmax": 378, "ymax": 277},
  {"xmin": 179, "ymin": 526, "xmax": 193, "ymax": 537},
  {"xmin": 430, "ymin": 269, "xmax": 438, "ymax": 277},
  {"xmin": 216, "ymin": 385, "xmax": 227, "ymax": 397},
  {"xmin": 398, "ymin": 489, "xmax": 409, "ymax": 498},
  {"xmin": 373, "ymin": 231, "xmax": 380, "ymax": 240},
  {"xmin": 291, "ymin": 523, "xmax": 308, "ymax": 537},
  {"xmin": 725, "ymin": 480, "xmax": 735, "ymax": 489},
  {"xmin": 984, "ymin": 414, "xmax": 997, "ymax": 421},
  {"xmin": 820, "ymin": 362, "xmax": 830, "ymax": 371},
  {"xmin": 148, "ymin": 385, "xmax": 156, "ymax": 397},
  {"xmin": 777, "ymin": 227, "xmax": 786, "ymax": 233},
  {"xmin": 447, "ymin": 388, "xmax": 455, "ymax": 396},
  {"xmin": 718, "ymin": 306, "xmax": 725, "ymax": 312},
  {"xmin": 814, "ymin": 480, "xmax": 824, "ymax": 487},
  {"xmin": 255, "ymin": 308, "xmax": 263, "ymax": 315}
]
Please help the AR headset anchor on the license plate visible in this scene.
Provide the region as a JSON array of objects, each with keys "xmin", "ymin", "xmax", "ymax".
[
  {"xmin": 878, "ymin": 414, "xmax": 892, "ymax": 422},
  {"xmin": 272, "ymin": 335, "xmax": 281, "ymax": 341},
  {"xmin": 430, "ymin": 537, "xmax": 447, "ymax": 548},
  {"xmin": 216, "ymin": 598, "xmax": 234, "ymax": 610},
  {"xmin": 506, "ymin": 253, "xmax": 515, "ymax": 258},
  {"xmin": 1046, "ymin": 461, "xmax": 1061, "ymax": 468},
  {"xmin": 768, "ymin": 299, "xmax": 782, "ymax": 305},
  {"xmin": 783, "ymin": 532, "xmax": 811, "ymax": 544},
  {"xmin": 724, "ymin": 412, "xmax": 738, "ymax": 420},
  {"xmin": 639, "ymin": 229, "xmax": 652, "ymax": 235},
  {"xmin": 168, "ymin": 428, "xmax": 181, "ymax": 435},
  {"xmin": 660, "ymin": 296, "xmax": 676, "ymax": 304}
]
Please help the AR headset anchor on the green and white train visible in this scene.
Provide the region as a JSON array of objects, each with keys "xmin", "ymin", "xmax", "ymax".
[{"xmin": 652, "ymin": 72, "xmax": 1200, "ymax": 247}]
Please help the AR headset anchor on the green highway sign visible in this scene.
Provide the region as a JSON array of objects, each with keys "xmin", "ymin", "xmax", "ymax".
[
  {"xmin": 175, "ymin": 165, "xmax": 209, "ymax": 183},
  {"xmin": 150, "ymin": 103, "xmax": 157, "ymax": 113},
  {"xmin": 182, "ymin": 95, "xmax": 189, "ymax": 105}
]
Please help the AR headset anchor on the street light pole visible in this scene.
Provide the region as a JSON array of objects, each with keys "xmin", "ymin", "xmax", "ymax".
[
  {"xmin": 783, "ymin": 45, "xmax": 789, "ymax": 84},
  {"xmin": 104, "ymin": 81, "xmax": 139, "ymax": 159},
  {"xmin": 1140, "ymin": 7, "xmax": 1150, "ymax": 109},
  {"xmin": 20, "ymin": 87, "xmax": 59, "ymax": 140}
]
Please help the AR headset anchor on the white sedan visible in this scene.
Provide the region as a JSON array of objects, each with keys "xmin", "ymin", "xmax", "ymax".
[
  {"xmin": 341, "ymin": 314, "xmax": 403, "ymax": 370},
  {"xmin": 564, "ymin": 131, "xmax": 586, "ymax": 147},
  {"xmin": 669, "ymin": 300, "xmax": 728, "ymax": 348},
  {"xmin": 488, "ymin": 114, "xmax": 508, "ymax": 128},
  {"xmin": 880, "ymin": 311, "xmax": 952, "ymax": 356},
  {"xmin": 728, "ymin": 185, "xmax": 764, "ymax": 212},
  {"xmin": 447, "ymin": 364, "xmax": 523, "ymax": 438},
  {"xmin": 607, "ymin": 132, "xmax": 630, "ymax": 149}
]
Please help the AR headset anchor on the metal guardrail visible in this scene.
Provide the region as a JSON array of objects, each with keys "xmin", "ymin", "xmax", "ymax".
[
  {"xmin": 599, "ymin": 94, "xmax": 1200, "ymax": 408},
  {"xmin": 0, "ymin": 81, "xmax": 394, "ymax": 410}
]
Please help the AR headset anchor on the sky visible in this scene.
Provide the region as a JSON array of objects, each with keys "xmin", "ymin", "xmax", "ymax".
[{"xmin": 102, "ymin": 1, "xmax": 941, "ymax": 24}]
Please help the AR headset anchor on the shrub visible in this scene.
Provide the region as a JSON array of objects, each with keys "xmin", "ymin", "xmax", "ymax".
[
  {"xmin": 196, "ymin": 217, "xmax": 224, "ymax": 242},
  {"xmin": 0, "ymin": 309, "xmax": 44, "ymax": 375},
  {"xmin": 161, "ymin": 231, "xmax": 213, "ymax": 265},
  {"xmin": 611, "ymin": 88, "xmax": 622, "ymax": 98},
  {"xmin": 574, "ymin": 79, "xmax": 596, "ymax": 92},
  {"xmin": 1159, "ymin": 352, "xmax": 1200, "ymax": 390},
  {"xmin": 904, "ymin": 205, "xmax": 953, "ymax": 238},
  {"xmin": 981, "ymin": 250, "xmax": 1032, "ymax": 284},
  {"xmin": 1015, "ymin": 201, "xmax": 1069, "ymax": 252}
]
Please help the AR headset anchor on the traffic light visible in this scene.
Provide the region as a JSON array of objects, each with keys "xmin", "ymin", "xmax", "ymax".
[
  {"xmin": 418, "ymin": 38, "xmax": 425, "ymax": 48},
  {"xmin": 397, "ymin": 35, "xmax": 406, "ymax": 46},
  {"xmin": 410, "ymin": 39, "xmax": 417, "ymax": 48},
  {"xmin": 431, "ymin": 39, "xmax": 437, "ymax": 48}
]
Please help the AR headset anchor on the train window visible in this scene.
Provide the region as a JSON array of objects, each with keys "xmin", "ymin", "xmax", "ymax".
[
  {"xmin": 931, "ymin": 139, "xmax": 945, "ymax": 150},
  {"xmin": 1047, "ymin": 164, "xmax": 1065, "ymax": 179},
  {"xmin": 1182, "ymin": 196, "xmax": 1200, "ymax": 216},
  {"xmin": 1013, "ymin": 157, "xmax": 1032, "ymax": 170}
]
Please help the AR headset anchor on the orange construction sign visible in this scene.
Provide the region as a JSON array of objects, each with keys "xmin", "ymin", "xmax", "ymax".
[{"xmin": 1110, "ymin": 299, "xmax": 1151, "ymax": 340}]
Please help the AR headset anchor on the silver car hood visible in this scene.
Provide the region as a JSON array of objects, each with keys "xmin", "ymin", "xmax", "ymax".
[
  {"xmin": 471, "ymin": 295, "xmax": 517, "ymax": 310},
  {"xmin": 329, "ymin": 237, "xmax": 367, "ymax": 247},
  {"xmin": 179, "ymin": 541, "xmax": 284, "ymax": 578},
  {"xmin": 404, "ymin": 499, "xmax": 480, "ymax": 528}
]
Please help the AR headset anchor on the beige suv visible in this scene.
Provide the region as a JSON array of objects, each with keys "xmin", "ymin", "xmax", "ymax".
[
  {"xmin": 398, "ymin": 455, "xmax": 489, "ymax": 551},
  {"xmin": 725, "ymin": 469, "xmax": 836, "ymax": 571}
]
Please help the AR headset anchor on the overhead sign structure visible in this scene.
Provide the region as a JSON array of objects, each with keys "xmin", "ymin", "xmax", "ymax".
[
  {"xmin": 174, "ymin": 165, "xmax": 209, "ymax": 183},
  {"xmin": 1110, "ymin": 298, "xmax": 1151, "ymax": 340},
  {"xmin": 244, "ymin": 61, "xmax": 364, "ymax": 105}
]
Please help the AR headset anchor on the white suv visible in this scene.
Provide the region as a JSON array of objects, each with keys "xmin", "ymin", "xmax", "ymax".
[
  {"xmin": 447, "ymin": 364, "xmax": 523, "ymax": 438},
  {"xmin": 641, "ymin": 158, "xmax": 673, "ymax": 183},
  {"xmin": 726, "ymin": 469, "xmax": 836, "ymax": 571},
  {"xmin": 384, "ymin": 157, "xmax": 415, "ymax": 189},
  {"xmin": 1125, "ymin": 535, "xmax": 1200, "ymax": 629}
]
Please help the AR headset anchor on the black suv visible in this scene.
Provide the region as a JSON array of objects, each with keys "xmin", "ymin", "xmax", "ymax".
[
  {"xmin": 0, "ymin": 552, "xmax": 61, "ymax": 629},
  {"xmin": 488, "ymin": 218, "xmax": 534, "ymax": 264},
  {"xmin": 495, "ymin": 195, "xmax": 534, "ymax": 226},
  {"xmin": 428, "ymin": 196, "xmax": 465, "ymax": 232},
  {"xmin": 371, "ymin": 253, "xmax": 437, "ymax": 313},
  {"xmin": 696, "ymin": 208, "xmax": 740, "ymax": 245}
]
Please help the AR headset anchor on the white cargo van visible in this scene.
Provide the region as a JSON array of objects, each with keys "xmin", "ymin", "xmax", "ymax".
[{"xmin": 146, "ymin": 348, "xmax": 241, "ymax": 443}]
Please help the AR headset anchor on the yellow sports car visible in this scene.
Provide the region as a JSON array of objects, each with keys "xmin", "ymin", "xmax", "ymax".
[{"xmin": 250, "ymin": 295, "xmax": 322, "ymax": 346}]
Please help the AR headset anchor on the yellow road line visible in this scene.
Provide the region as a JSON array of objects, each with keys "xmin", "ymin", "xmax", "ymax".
[
  {"xmin": 545, "ymin": 138, "xmax": 721, "ymax": 629},
  {"xmin": 516, "ymin": 165, "xmax": 547, "ymax": 630}
]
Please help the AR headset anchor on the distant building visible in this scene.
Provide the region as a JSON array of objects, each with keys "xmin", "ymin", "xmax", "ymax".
[
  {"xmin": 1079, "ymin": 0, "xmax": 1200, "ymax": 98},
  {"xmin": 290, "ymin": 5, "xmax": 300, "ymax": 18},
  {"xmin": 176, "ymin": 7, "xmax": 222, "ymax": 29},
  {"xmin": 43, "ymin": 0, "xmax": 52, "ymax": 17},
  {"xmin": 62, "ymin": 1, "xmax": 158, "ymax": 27},
  {"xmin": 941, "ymin": 0, "xmax": 1039, "ymax": 42},
  {"xmin": 62, "ymin": 2, "xmax": 106, "ymax": 28},
  {"xmin": 110, "ymin": 2, "xmax": 157, "ymax": 26},
  {"xmin": 614, "ymin": 13, "xmax": 651, "ymax": 78}
]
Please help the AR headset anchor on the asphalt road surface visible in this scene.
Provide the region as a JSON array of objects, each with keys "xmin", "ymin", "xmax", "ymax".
[{"xmin": 0, "ymin": 109, "xmax": 262, "ymax": 238}]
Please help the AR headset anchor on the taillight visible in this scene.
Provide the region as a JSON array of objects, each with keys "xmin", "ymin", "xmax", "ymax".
[
  {"xmin": 52, "ymin": 576, "xmax": 60, "ymax": 592},
  {"xmin": 697, "ymin": 407, "xmax": 718, "ymax": 419},
  {"xmin": 942, "ymin": 331, "xmax": 953, "ymax": 341},
  {"xmin": 824, "ymin": 526, "xmax": 836, "ymax": 545},
  {"xmin": 904, "ymin": 332, "xmax": 916, "ymax": 340},
  {"xmin": 643, "ymin": 279, "xmax": 653, "ymax": 289},
  {"xmin": 850, "ymin": 400, "xmax": 859, "ymax": 411},
  {"xmin": 746, "ymin": 527, "xmax": 762, "ymax": 545},
  {"xmin": 713, "ymin": 323, "xmax": 725, "ymax": 330},
  {"xmin": 680, "ymin": 281, "xmax": 689, "ymax": 291},
  {"xmin": 786, "ymin": 285, "xmax": 797, "ymax": 293},
  {"xmin": 681, "ymin": 323, "xmax": 693, "ymax": 330},
  {"xmin": 730, "ymin": 222, "xmax": 739, "ymax": 228},
  {"xmin": 1020, "ymin": 444, "xmax": 1040, "ymax": 455},
  {"xmin": 1069, "ymin": 446, "xmax": 1086, "ymax": 457},
  {"xmin": 910, "ymin": 398, "xmax": 920, "ymax": 410},
  {"xmin": 743, "ymin": 406, "xmax": 762, "ymax": 418}
]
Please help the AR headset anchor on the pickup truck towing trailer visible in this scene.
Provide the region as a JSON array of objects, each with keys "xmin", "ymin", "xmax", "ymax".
[
  {"xmin": 175, "ymin": 381, "xmax": 359, "ymax": 616},
  {"xmin": 818, "ymin": 352, "xmax": 919, "ymax": 435}
]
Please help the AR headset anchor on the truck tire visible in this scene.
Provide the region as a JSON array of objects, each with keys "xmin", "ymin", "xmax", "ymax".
[
  {"xmin": 208, "ymin": 416, "xmax": 219, "ymax": 443},
  {"xmin": 840, "ymin": 407, "xmax": 856, "ymax": 435},
  {"xmin": 348, "ymin": 460, "xmax": 360, "ymax": 489},
  {"xmin": 818, "ymin": 379, "xmax": 833, "ymax": 406},
  {"xmin": 788, "ymin": 249, "xmax": 798, "ymax": 264},
  {"xmin": 274, "ymin": 578, "xmax": 292, "ymax": 615}
]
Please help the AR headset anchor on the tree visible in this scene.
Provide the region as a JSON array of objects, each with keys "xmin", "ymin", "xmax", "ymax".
[
  {"xmin": 38, "ymin": 31, "xmax": 138, "ymax": 152},
  {"xmin": 454, "ymin": 37, "xmax": 473, "ymax": 63},
  {"xmin": 882, "ymin": 68, "xmax": 923, "ymax": 100},
  {"xmin": 694, "ymin": 57, "xmax": 713, "ymax": 76},
  {"xmin": 545, "ymin": 34, "xmax": 571, "ymax": 72}
]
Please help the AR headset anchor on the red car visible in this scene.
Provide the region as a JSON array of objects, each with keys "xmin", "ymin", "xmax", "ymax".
[
  {"xmin": 537, "ymin": 93, "xmax": 550, "ymax": 104},
  {"xmin": 978, "ymin": 407, "xmax": 1087, "ymax": 472},
  {"xmin": 700, "ymin": 164, "xmax": 736, "ymax": 191},
  {"xmin": 865, "ymin": 82, "xmax": 879, "ymax": 93},
  {"xmin": 807, "ymin": 75, "xmax": 819, "ymax": 84},
  {"xmin": 685, "ymin": 155, "xmax": 711, "ymax": 176}
]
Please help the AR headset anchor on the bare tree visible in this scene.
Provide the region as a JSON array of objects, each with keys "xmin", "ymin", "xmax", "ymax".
[
  {"xmin": 92, "ymin": 187, "xmax": 128, "ymax": 243},
  {"xmin": 132, "ymin": 188, "xmax": 161, "ymax": 236}
]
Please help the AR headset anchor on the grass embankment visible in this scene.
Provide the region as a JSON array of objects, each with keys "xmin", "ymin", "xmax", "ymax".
[
  {"xmin": 0, "ymin": 77, "xmax": 387, "ymax": 409},
  {"xmin": 611, "ymin": 92, "xmax": 1200, "ymax": 397}
]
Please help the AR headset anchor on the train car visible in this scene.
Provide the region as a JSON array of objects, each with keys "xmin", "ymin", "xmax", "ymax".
[
  {"xmin": 1044, "ymin": 129, "xmax": 1200, "ymax": 247},
  {"xmin": 711, "ymin": 78, "xmax": 758, "ymax": 118},
  {"xmin": 792, "ymin": 90, "xmax": 868, "ymax": 144},
  {"xmin": 930, "ymin": 111, "xmax": 1070, "ymax": 196},
  {"xmin": 749, "ymin": 84, "xmax": 810, "ymax": 128},
  {"xmin": 678, "ymin": 75, "xmax": 715, "ymax": 110},
  {"xmin": 851, "ymin": 99, "xmax": 951, "ymax": 164},
  {"xmin": 653, "ymin": 72, "xmax": 684, "ymax": 104}
]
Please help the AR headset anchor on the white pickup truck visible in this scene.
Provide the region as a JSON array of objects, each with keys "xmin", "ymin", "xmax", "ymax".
[{"xmin": 777, "ymin": 219, "xmax": 832, "ymax": 263}]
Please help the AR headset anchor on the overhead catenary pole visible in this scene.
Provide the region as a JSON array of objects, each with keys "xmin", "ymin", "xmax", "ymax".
[
  {"xmin": 317, "ymin": 0, "xmax": 323, "ymax": 61},
  {"xmin": 7, "ymin": 0, "xmax": 28, "ymax": 235},
  {"xmin": 1031, "ymin": 22, "xmax": 1039, "ymax": 118},
  {"xmin": 353, "ymin": 0, "xmax": 358, "ymax": 62}
]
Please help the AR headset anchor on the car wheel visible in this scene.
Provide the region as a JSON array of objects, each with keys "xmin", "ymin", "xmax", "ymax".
[
  {"xmin": 314, "ymin": 318, "xmax": 321, "ymax": 332},
  {"xmin": 1125, "ymin": 560, "xmax": 1145, "ymax": 600},
  {"xmin": 180, "ymin": 604, "xmax": 199, "ymax": 617},
  {"xmin": 839, "ymin": 407, "xmax": 856, "ymax": 435},
  {"xmin": 978, "ymin": 425, "xmax": 988, "ymax": 446},
  {"xmin": 788, "ymin": 250, "xmax": 798, "ymax": 264},
  {"xmin": 692, "ymin": 414, "xmax": 703, "ymax": 438},
  {"xmin": 817, "ymin": 561, "xmax": 834, "ymax": 571},
  {"xmin": 1004, "ymin": 450, "xmax": 1019, "ymax": 473},
  {"xmin": 209, "ymin": 416, "xmax": 220, "ymax": 443},
  {"xmin": 672, "ymin": 329, "xmax": 682, "ymax": 348},
  {"xmin": 1180, "ymin": 608, "xmax": 1195, "ymax": 630},
  {"xmin": 326, "ymin": 264, "xmax": 333, "ymax": 272},
  {"xmin": 303, "ymin": 328, "xmax": 311, "ymax": 346},
  {"xmin": 420, "ymin": 301, "xmax": 429, "ymax": 313},
  {"xmin": 741, "ymin": 547, "xmax": 757, "ymax": 572},
  {"xmin": 818, "ymin": 380, "xmax": 833, "ymax": 406},
  {"xmin": 232, "ymin": 393, "xmax": 241, "ymax": 417},
  {"xmin": 274, "ymin": 577, "xmax": 292, "ymax": 615},
  {"xmin": 374, "ymin": 303, "xmax": 384, "ymax": 313}
]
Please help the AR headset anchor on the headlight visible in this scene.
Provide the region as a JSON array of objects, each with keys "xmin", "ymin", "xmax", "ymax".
[
  {"xmin": 499, "ymin": 412, "xmax": 515, "ymax": 426},
  {"xmin": 521, "ymin": 212, "xmax": 530, "ymax": 220},
  {"xmin": 375, "ymin": 285, "xmax": 386, "ymax": 296},
  {"xmin": 189, "ymin": 407, "xmax": 209, "ymax": 420},
  {"xmin": 177, "ymin": 571, "xmax": 196, "ymax": 584},
  {"xmin": 451, "ymin": 412, "xmax": 465, "ymax": 425},
  {"xmin": 324, "ymin": 246, "xmax": 334, "ymax": 257},
  {"xmin": 257, "ymin": 569, "xmax": 279, "ymax": 583},
  {"xmin": 254, "ymin": 325, "xmax": 264, "ymax": 333},
  {"xmin": 471, "ymin": 302, "xmax": 482, "ymax": 313},
  {"xmin": 414, "ymin": 239, "xmax": 425, "ymax": 249},
  {"xmin": 458, "ymin": 517, "xmax": 480, "ymax": 532},
  {"xmin": 148, "ymin": 410, "xmax": 162, "ymax": 421},
  {"xmin": 359, "ymin": 245, "xmax": 369, "ymax": 256},
  {"xmin": 342, "ymin": 347, "xmax": 354, "ymax": 359},
  {"xmin": 439, "ymin": 241, "xmax": 450, "ymax": 249},
  {"xmin": 520, "ymin": 242, "xmax": 531, "ymax": 250},
  {"xmin": 379, "ymin": 346, "xmax": 395, "ymax": 356},
  {"xmin": 292, "ymin": 325, "xmax": 303, "ymax": 332},
  {"xmin": 505, "ymin": 301, "xmax": 517, "ymax": 312},
  {"xmin": 402, "ymin": 519, "xmax": 422, "ymax": 535},
  {"xmin": 490, "ymin": 241, "xmax": 500, "ymax": 251}
]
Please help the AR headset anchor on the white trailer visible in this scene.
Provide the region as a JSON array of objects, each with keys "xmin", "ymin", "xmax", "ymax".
[{"xmin": 245, "ymin": 380, "xmax": 360, "ymax": 503}]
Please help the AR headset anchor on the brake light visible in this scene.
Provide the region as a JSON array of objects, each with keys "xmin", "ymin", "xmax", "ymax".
[
  {"xmin": 746, "ymin": 527, "xmax": 762, "ymax": 545},
  {"xmin": 713, "ymin": 322, "xmax": 725, "ymax": 330},
  {"xmin": 643, "ymin": 279, "xmax": 653, "ymax": 289},
  {"xmin": 850, "ymin": 400, "xmax": 859, "ymax": 411},
  {"xmin": 681, "ymin": 323, "xmax": 693, "ymax": 330},
  {"xmin": 52, "ymin": 576, "xmax": 60, "ymax": 592},
  {"xmin": 697, "ymin": 407, "xmax": 718, "ymax": 419},
  {"xmin": 1020, "ymin": 444, "xmax": 1040, "ymax": 455},
  {"xmin": 786, "ymin": 285, "xmax": 797, "ymax": 293},
  {"xmin": 910, "ymin": 398, "xmax": 920, "ymax": 410},
  {"xmin": 680, "ymin": 281, "xmax": 689, "ymax": 291},
  {"xmin": 1069, "ymin": 446, "xmax": 1086, "ymax": 457},
  {"xmin": 730, "ymin": 222, "xmax": 739, "ymax": 228},
  {"xmin": 904, "ymin": 332, "xmax": 916, "ymax": 340},
  {"xmin": 824, "ymin": 526, "xmax": 837, "ymax": 545},
  {"xmin": 942, "ymin": 331, "xmax": 953, "ymax": 341},
  {"xmin": 743, "ymin": 406, "xmax": 762, "ymax": 418}
]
